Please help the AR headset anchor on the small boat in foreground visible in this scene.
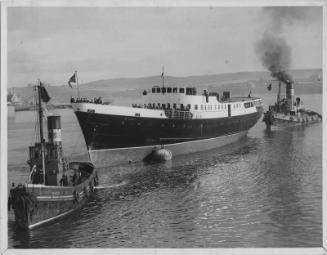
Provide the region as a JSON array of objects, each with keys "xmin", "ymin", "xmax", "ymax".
[
  {"xmin": 8, "ymin": 81, "xmax": 98, "ymax": 230},
  {"xmin": 263, "ymin": 79, "xmax": 322, "ymax": 129}
]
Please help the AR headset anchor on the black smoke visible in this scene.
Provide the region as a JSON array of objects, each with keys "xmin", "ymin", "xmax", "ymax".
[
  {"xmin": 257, "ymin": 6, "xmax": 322, "ymax": 83},
  {"xmin": 256, "ymin": 32, "xmax": 292, "ymax": 83},
  {"xmin": 256, "ymin": 7, "xmax": 300, "ymax": 83},
  {"xmin": 262, "ymin": 7, "xmax": 313, "ymax": 32}
]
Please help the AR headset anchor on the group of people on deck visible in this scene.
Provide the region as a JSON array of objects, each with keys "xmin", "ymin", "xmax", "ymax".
[{"xmin": 70, "ymin": 97, "xmax": 103, "ymax": 104}]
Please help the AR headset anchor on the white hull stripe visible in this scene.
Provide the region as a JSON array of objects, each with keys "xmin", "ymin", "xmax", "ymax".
[
  {"xmin": 36, "ymin": 195, "xmax": 74, "ymax": 201},
  {"xmin": 88, "ymin": 132, "xmax": 241, "ymax": 152},
  {"xmin": 29, "ymin": 191, "xmax": 90, "ymax": 229},
  {"xmin": 28, "ymin": 207, "xmax": 76, "ymax": 229}
]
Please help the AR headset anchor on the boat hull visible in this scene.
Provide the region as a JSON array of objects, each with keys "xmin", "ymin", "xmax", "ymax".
[
  {"xmin": 89, "ymin": 130, "xmax": 248, "ymax": 167},
  {"xmin": 75, "ymin": 108, "xmax": 262, "ymax": 150},
  {"xmin": 9, "ymin": 162, "xmax": 98, "ymax": 230},
  {"xmin": 13, "ymin": 195, "xmax": 87, "ymax": 230},
  {"xmin": 73, "ymin": 103, "xmax": 263, "ymax": 167},
  {"xmin": 263, "ymin": 110, "xmax": 322, "ymax": 129}
]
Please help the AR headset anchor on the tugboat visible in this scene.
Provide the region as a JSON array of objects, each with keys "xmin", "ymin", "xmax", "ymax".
[
  {"xmin": 8, "ymin": 81, "xmax": 98, "ymax": 230},
  {"xmin": 263, "ymin": 78, "xmax": 322, "ymax": 129},
  {"xmin": 71, "ymin": 72, "xmax": 263, "ymax": 167}
]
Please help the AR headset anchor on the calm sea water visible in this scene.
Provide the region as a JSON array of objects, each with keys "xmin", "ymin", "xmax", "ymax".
[{"xmin": 7, "ymin": 93, "xmax": 322, "ymax": 248}]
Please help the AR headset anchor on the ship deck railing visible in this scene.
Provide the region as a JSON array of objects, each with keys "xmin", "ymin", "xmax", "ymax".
[
  {"xmin": 71, "ymin": 97, "xmax": 112, "ymax": 105},
  {"xmin": 131, "ymin": 104, "xmax": 193, "ymax": 119},
  {"xmin": 164, "ymin": 109, "xmax": 193, "ymax": 119},
  {"xmin": 222, "ymin": 96, "xmax": 261, "ymax": 103}
]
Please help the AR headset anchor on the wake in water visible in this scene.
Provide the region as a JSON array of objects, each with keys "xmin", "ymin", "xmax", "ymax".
[{"xmin": 94, "ymin": 180, "xmax": 129, "ymax": 190}]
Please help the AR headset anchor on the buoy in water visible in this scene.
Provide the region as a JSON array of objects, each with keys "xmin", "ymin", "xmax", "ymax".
[{"xmin": 144, "ymin": 148, "xmax": 173, "ymax": 162}]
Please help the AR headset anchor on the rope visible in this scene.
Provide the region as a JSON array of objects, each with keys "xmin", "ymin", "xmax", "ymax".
[
  {"xmin": 68, "ymin": 111, "xmax": 94, "ymax": 161},
  {"xmin": 32, "ymin": 87, "xmax": 40, "ymax": 145}
]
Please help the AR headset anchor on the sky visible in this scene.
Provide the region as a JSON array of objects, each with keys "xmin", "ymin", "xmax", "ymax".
[{"xmin": 7, "ymin": 6, "xmax": 323, "ymax": 87}]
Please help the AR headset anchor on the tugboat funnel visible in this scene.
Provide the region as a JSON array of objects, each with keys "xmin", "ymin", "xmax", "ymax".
[
  {"xmin": 286, "ymin": 81, "xmax": 295, "ymax": 112},
  {"xmin": 47, "ymin": 115, "xmax": 61, "ymax": 145}
]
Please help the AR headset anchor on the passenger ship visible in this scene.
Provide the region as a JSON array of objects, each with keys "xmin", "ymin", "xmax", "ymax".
[{"xmin": 72, "ymin": 85, "xmax": 263, "ymax": 167}]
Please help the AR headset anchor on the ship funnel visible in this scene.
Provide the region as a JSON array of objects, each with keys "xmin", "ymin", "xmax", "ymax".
[
  {"xmin": 285, "ymin": 81, "xmax": 295, "ymax": 112},
  {"xmin": 47, "ymin": 115, "xmax": 61, "ymax": 144}
]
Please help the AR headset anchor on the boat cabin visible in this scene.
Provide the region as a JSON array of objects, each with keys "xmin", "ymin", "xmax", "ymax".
[
  {"xmin": 70, "ymin": 85, "xmax": 262, "ymax": 120},
  {"xmin": 141, "ymin": 86, "xmax": 261, "ymax": 116},
  {"xmin": 28, "ymin": 116, "xmax": 85, "ymax": 187}
]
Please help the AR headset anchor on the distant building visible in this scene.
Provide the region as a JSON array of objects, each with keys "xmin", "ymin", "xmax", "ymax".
[{"xmin": 7, "ymin": 89, "xmax": 23, "ymax": 106}]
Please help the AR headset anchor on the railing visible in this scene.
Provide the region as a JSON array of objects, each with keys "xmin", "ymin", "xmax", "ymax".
[
  {"xmin": 164, "ymin": 109, "xmax": 193, "ymax": 119},
  {"xmin": 71, "ymin": 97, "xmax": 110, "ymax": 105}
]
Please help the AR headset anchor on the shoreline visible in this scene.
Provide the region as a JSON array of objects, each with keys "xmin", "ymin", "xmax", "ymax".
[{"xmin": 14, "ymin": 104, "xmax": 72, "ymax": 112}]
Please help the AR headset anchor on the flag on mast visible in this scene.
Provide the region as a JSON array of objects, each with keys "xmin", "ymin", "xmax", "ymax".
[
  {"xmin": 39, "ymin": 82, "xmax": 51, "ymax": 103},
  {"xmin": 68, "ymin": 72, "xmax": 77, "ymax": 88}
]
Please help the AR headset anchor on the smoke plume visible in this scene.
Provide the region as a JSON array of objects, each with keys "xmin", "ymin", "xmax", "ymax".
[
  {"xmin": 256, "ymin": 32, "xmax": 292, "ymax": 83},
  {"xmin": 263, "ymin": 7, "xmax": 311, "ymax": 33},
  {"xmin": 256, "ymin": 7, "xmax": 316, "ymax": 83}
]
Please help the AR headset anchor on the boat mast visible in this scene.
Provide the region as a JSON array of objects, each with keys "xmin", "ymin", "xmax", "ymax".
[
  {"xmin": 37, "ymin": 79, "xmax": 46, "ymax": 185},
  {"xmin": 75, "ymin": 70, "xmax": 80, "ymax": 98},
  {"xmin": 162, "ymin": 66, "xmax": 165, "ymax": 88}
]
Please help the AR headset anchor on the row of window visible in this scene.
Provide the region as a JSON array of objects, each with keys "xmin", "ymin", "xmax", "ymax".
[
  {"xmin": 199, "ymin": 104, "xmax": 227, "ymax": 111},
  {"xmin": 244, "ymin": 102, "xmax": 255, "ymax": 108},
  {"xmin": 148, "ymin": 103, "xmax": 227, "ymax": 111},
  {"xmin": 148, "ymin": 103, "xmax": 191, "ymax": 110},
  {"xmin": 120, "ymin": 119, "xmax": 245, "ymax": 129},
  {"xmin": 151, "ymin": 87, "xmax": 199, "ymax": 95},
  {"xmin": 152, "ymin": 87, "xmax": 185, "ymax": 94},
  {"xmin": 147, "ymin": 102, "xmax": 254, "ymax": 111}
]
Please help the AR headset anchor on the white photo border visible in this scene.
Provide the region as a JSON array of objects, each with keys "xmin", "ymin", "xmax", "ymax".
[{"xmin": 1, "ymin": 1, "xmax": 326, "ymax": 254}]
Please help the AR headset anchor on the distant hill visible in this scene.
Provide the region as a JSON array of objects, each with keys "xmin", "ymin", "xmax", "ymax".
[{"xmin": 9, "ymin": 69, "xmax": 322, "ymax": 106}]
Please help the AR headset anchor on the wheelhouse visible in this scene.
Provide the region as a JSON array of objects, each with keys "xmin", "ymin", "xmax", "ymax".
[{"xmin": 151, "ymin": 86, "xmax": 192, "ymax": 94}]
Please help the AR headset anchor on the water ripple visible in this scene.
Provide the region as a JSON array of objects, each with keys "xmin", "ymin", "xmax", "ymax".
[{"xmin": 8, "ymin": 108, "xmax": 322, "ymax": 248}]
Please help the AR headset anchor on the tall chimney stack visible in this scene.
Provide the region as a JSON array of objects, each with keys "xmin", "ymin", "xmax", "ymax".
[
  {"xmin": 285, "ymin": 81, "xmax": 295, "ymax": 112},
  {"xmin": 47, "ymin": 115, "xmax": 62, "ymax": 145}
]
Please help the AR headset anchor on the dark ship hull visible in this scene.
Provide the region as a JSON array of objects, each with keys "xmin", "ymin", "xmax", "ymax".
[
  {"xmin": 74, "ymin": 106, "xmax": 263, "ymax": 166},
  {"xmin": 9, "ymin": 162, "xmax": 98, "ymax": 230},
  {"xmin": 75, "ymin": 109, "xmax": 262, "ymax": 149}
]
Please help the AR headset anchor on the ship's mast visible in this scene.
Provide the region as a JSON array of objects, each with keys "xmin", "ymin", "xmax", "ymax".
[
  {"xmin": 75, "ymin": 70, "xmax": 80, "ymax": 98},
  {"xmin": 37, "ymin": 79, "xmax": 46, "ymax": 185},
  {"xmin": 162, "ymin": 66, "xmax": 165, "ymax": 88}
]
